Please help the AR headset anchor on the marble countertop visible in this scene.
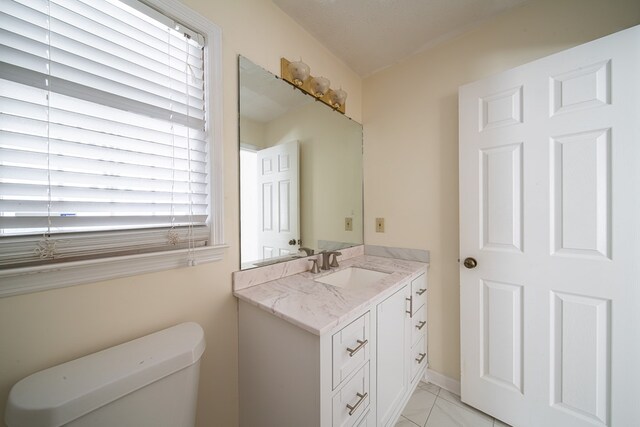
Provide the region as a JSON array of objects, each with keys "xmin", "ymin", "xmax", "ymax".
[{"xmin": 233, "ymin": 255, "xmax": 428, "ymax": 336}]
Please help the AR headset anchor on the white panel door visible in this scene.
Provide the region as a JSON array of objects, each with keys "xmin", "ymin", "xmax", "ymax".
[
  {"xmin": 257, "ymin": 141, "xmax": 299, "ymax": 258},
  {"xmin": 459, "ymin": 26, "xmax": 639, "ymax": 427}
]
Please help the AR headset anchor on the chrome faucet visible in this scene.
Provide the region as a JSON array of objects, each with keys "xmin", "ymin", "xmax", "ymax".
[{"xmin": 321, "ymin": 251, "xmax": 342, "ymax": 270}]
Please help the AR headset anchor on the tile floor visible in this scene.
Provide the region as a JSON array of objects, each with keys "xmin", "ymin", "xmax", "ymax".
[{"xmin": 395, "ymin": 382, "xmax": 512, "ymax": 427}]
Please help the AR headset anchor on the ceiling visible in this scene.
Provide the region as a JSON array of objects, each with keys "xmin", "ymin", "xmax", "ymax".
[{"xmin": 273, "ymin": 0, "xmax": 530, "ymax": 77}]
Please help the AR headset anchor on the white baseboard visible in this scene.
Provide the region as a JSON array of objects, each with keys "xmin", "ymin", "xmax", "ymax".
[{"xmin": 423, "ymin": 368, "xmax": 461, "ymax": 396}]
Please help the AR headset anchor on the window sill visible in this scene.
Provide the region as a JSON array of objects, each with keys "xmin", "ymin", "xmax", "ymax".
[{"xmin": 0, "ymin": 244, "xmax": 228, "ymax": 298}]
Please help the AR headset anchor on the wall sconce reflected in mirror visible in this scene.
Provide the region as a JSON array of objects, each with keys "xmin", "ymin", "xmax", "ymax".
[{"xmin": 280, "ymin": 58, "xmax": 347, "ymax": 114}]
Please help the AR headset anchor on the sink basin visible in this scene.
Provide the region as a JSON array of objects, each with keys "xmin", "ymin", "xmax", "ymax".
[{"xmin": 315, "ymin": 267, "xmax": 390, "ymax": 288}]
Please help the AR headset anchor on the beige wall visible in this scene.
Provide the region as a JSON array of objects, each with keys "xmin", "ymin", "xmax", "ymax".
[
  {"xmin": 239, "ymin": 116, "xmax": 266, "ymax": 148},
  {"xmin": 0, "ymin": 0, "xmax": 361, "ymax": 426},
  {"xmin": 264, "ymin": 103, "xmax": 364, "ymax": 249},
  {"xmin": 362, "ymin": 0, "xmax": 640, "ymax": 381}
]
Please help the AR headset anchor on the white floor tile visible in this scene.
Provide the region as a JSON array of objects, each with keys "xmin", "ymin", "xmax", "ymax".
[
  {"xmin": 395, "ymin": 416, "xmax": 421, "ymax": 427},
  {"xmin": 436, "ymin": 389, "xmax": 464, "ymax": 406},
  {"xmin": 401, "ymin": 387, "xmax": 438, "ymax": 426},
  {"xmin": 425, "ymin": 397, "xmax": 494, "ymax": 427},
  {"xmin": 418, "ymin": 381, "xmax": 441, "ymax": 396},
  {"xmin": 437, "ymin": 389, "xmax": 493, "ymax": 421}
]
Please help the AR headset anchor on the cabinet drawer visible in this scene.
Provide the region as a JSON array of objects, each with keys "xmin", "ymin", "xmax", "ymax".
[
  {"xmin": 410, "ymin": 273, "xmax": 427, "ymax": 314},
  {"xmin": 410, "ymin": 334, "xmax": 427, "ymax": 381},
  {"xmin": 411, "ymin": 304, "xmax": 427, "ymax": 346},
  {"xmin": 332, "ymin": 362, "xmax": 370, "ymax": 427},
  {"xmin": 333, "ymin": 312, "xmax": 370, "ymax": 389}
]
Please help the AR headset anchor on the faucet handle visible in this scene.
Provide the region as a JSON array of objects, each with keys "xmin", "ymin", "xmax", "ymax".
[
  {"xmin": 330, "ymin": 252, "xmax": 342, "ymax": 268},
  {"xmin": 309, "ymin": 258, "xmax": 320, "ymax": 274}
]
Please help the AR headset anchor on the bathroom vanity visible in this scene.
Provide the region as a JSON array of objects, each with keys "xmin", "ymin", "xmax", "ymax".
[{"xmin": 234, "ymin": 249, "xmax": 428, "ymax": 427}]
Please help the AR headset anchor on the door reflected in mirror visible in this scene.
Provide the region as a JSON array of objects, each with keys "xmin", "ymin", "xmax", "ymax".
[{"xmin": 239, "ymin": 56, "xmax": 363, "ymax": 269}]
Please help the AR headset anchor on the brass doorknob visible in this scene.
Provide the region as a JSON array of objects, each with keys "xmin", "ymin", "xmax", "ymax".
[{"xmin": 463, "ymin": 257, "xmax": 477, "ymax": 269}]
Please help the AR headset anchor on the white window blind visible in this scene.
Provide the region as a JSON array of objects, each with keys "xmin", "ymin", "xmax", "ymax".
[{"xmin": 0, "ymin": 0, "xmax": 211, "ymax": 268}]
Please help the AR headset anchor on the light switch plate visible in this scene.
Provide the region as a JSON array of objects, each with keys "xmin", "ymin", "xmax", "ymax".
[
  {"xmin": 376, "ymin": 218, "xmax": 384, "ymax": 233},
  {"xmin": 345, "ymin": 217, "xmax": 353, "ymax": 231}
]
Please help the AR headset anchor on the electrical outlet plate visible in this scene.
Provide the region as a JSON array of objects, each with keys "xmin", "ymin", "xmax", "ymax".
[
  {"xmin": 376, "ymin": 218, "xmax": 384, "ymax": 233},
  {"xmin": 345, "ymin": 217, "xmax": 353, "ymax": 231}
]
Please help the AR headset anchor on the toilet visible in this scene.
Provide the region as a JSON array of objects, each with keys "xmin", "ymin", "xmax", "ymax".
[{"xmin": 5, "ymin": 322, "xmax": 205, "ymax": 427}]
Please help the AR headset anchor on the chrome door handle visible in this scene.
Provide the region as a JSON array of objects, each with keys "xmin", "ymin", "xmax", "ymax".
[
  {"xmin": 346, "ymin": 339, "xmax": 368, "ymax": 357},
  {"xmin": 415, "ymin": 353, "xmax": 427, "ymax": 364},
  {"xmin": 346, "ymin": 392, "xmax": 368, "ymax": 416},
  {"xmin": 406, "ymin": 296, "xmax": 413, "ymax": 317},
  {"xmin": 463, "ymin": 257, "xmax": 477, "ymax": 269},
  {"xmin": 416, "ymin": 321, "xmax": 426, "ymax": 330},
  {"xmin": 416, "ymin": 288, "xmax": 426, "ymax": 296}
]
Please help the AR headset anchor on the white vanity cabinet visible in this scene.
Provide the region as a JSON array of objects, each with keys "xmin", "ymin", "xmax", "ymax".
[{"xmin": 237, "ymin": 267, "xmax": 428, "ymax": 427}]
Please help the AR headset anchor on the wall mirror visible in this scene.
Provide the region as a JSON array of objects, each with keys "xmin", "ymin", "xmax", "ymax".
[{"xmin": 239, "ymin": 56, "xmax": 363, "ymax": 270}]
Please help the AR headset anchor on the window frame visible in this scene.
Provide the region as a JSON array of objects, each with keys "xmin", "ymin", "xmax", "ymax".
[{"xmin": 0, "ymin": 0, "xmax": 226, "ymax": 297}]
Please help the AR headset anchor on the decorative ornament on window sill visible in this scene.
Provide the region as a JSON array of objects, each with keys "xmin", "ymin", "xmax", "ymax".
[
  {"xmin": 167, "ymin": 228, "xmax": 180, "ymax": 245},
  {"xmin": 34, "ymin": 235, "xmax": 58, "ymax": 259}
]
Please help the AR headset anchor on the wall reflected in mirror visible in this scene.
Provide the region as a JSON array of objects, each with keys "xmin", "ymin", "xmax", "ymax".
[{"xmin": 239, "ymin": 56, "xmax": 363, "ymax": 270}]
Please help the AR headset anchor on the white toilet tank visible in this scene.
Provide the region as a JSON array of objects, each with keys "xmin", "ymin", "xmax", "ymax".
[{"xmin": 5, "ymin": 322, "xmax": 205, "ymax": 427}]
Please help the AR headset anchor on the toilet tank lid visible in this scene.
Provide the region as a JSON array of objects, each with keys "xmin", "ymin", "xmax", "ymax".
[{"xmin": 5, "ymin": 322, "xmax": 205, "ymax": 427}]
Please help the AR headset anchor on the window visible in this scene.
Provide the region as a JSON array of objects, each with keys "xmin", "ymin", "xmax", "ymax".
[{"xmin": 0, "ymin": 0, "xmax": 224, "ymax": 296}]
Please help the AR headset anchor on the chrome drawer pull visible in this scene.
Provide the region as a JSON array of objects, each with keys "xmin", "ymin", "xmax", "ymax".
[
  {"xmin": 346, "ymin": 392, "xmax": 368, "ymax": 416},
  {"xmin": 346, "ymin": 339, "xmax": 368, "ymax": 357},
  {"xmin": 415, "ymin": 352, "xmax": 427, "ymax": 364},
  {"xmin": 416, "ymin": 288, "xmax": 426, "ymax": 296},
  {"xmin": 416, "ymin": 321, "xmax": 426, "ymax": 330},
  {"xmin": 406, "ymin": 296, "xmax": 413, "ymax": 317}
]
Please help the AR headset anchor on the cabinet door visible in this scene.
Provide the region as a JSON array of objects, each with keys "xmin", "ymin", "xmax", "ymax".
[{"xmin": 376, "ymin": 284, "xmax": 410, "ymax": 427}]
